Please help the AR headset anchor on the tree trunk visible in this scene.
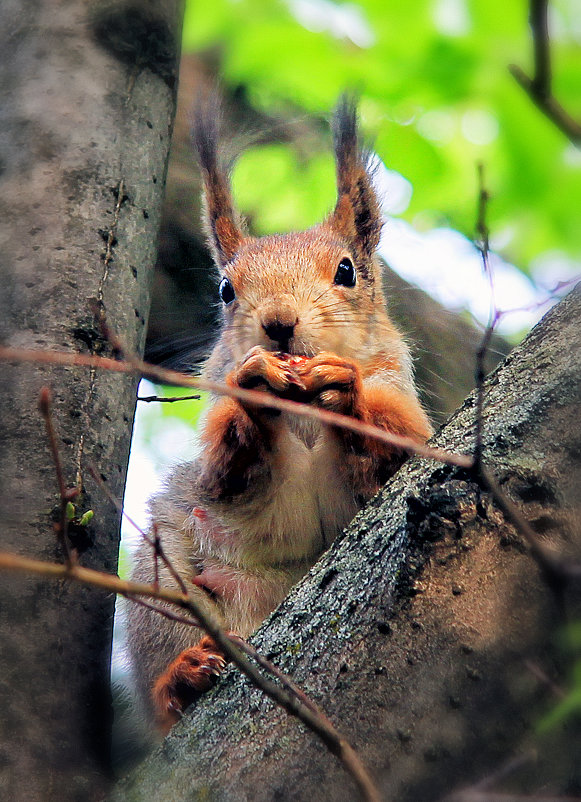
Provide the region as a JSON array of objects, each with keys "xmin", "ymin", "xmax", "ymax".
[
  {"xmin": 0, "ymin": 2, "xmax": 182, "ymax": 800},
  {"xmin": 114, "ymin": 286, "xmax": 580, "ymax": 801}
]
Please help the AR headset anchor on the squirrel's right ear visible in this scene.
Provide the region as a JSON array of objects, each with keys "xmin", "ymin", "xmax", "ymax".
[
  {"xmin": 327, "ymin": 96, "xmax": 383, "ymax": 277},
  {"xmin": 192, "ymin": 98, "xmax": 244, "ymax": 266}
]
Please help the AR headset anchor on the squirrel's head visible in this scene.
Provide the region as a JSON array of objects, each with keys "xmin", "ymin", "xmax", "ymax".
[{"xmin": 193, "ymin": 96, "xmax": 388, "ymax": 363}]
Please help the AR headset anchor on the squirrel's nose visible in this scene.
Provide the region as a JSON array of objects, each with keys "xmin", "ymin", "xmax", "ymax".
[{"xmin": 262, "ymin": 320, "xmax": 296, "ymax": 347}]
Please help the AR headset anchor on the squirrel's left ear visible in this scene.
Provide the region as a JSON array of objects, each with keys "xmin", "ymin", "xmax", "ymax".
[
  {"xmin": 327, "ymin": 96, "xmax": 383, "ymax": 276},
  {"xmin": 192, "ymin": 97, "xmax": 244, "ymax": 267}
]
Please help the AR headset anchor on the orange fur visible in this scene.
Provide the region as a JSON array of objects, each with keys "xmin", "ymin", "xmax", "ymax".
[
  {"xmin": 197, "ymin": 396, "xmax": 270, "ymax": 501},
  {"xmin": 152, "ymin": 636, "xmax": 227, "ymax": 733},
  {"xmin": 295, "ymin": 353, "xmax": 431, "ymax": 498}
]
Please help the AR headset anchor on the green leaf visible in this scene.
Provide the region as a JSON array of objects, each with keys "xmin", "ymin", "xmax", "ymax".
[{"xmin": 78, "ymin": 510, "xmax": 94, "ymax": 527}]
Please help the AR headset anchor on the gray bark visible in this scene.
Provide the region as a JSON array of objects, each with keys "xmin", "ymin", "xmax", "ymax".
[
  {"xmin": 114, "ymin": 286, "xmax": 580, "ymax": 801},
  {"xmin": 0, "ymin": 2, "xmax": 182, "ymax": 800}
]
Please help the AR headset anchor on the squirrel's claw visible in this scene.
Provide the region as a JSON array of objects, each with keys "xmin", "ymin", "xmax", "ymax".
[
  {"xmin": 234, "ymin": 346, "xmax": 306, "ymax": 395},
  {"xmin": 152, "ymin": 635, "xmax": 230, "ymax": 733}
]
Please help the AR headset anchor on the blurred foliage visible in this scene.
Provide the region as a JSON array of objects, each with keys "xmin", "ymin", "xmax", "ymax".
[
  {"xmin": 117, "ymin": 541, "xmax": 132, "ymax": 581},
  {"xmin": 537, "ymin": 623, "xmax": 581, "ymax": 732},
  {"xmin": 182, "ymin": 0, "xmax": 580, "ymax": 274}
]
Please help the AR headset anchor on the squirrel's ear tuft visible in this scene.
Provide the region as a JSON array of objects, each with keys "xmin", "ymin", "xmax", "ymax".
[
  {"xmin": 327, "ymin": 95, "xmax": 383, "ymax": 275},
  {"xmin": 192, "ymin": 96, "xmax": 243, "ymax": 266}
]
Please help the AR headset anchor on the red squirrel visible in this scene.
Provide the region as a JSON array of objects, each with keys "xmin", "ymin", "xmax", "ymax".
[{"xmin": 127, "ymin": 97, "xmax": 432, "ymax": 732}]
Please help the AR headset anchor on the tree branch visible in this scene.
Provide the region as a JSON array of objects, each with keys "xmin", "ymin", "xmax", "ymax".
[
  {"xmin": 530, "ymin": 0, "xmax": 551, "ymax": 97},
  {"xmin": 509, "ymin": 0, "xmax": 581, "ymax": 145},
  {"xmin": 137, "ymin": 393, "xmax": 202, "ymax": 403}
]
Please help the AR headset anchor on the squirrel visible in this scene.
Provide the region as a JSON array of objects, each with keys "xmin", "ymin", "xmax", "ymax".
[{"xmin": 126, "ymin": 96, "xmax": 432, "ymax": 732}]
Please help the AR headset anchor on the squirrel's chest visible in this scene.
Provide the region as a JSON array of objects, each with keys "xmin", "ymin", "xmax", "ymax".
[{"xmin": 210, "ymin": 418, "xmax": 359, "ymax": 568}]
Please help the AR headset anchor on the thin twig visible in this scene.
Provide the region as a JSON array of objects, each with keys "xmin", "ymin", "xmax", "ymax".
[
  {"xmin": 443, "ymin": 749, "xmax": 537, "ymax": 800},
  {"xmin": 152, "ymin": 523, "xmax": 161, "ymax": 592},
  {"xmin": 479, "ymin": 468, "xmax": 581, "ymax": 579},
  {"xmin": 475, "ymin": 163, "xmax": 490, "ymax": 260},
  {"xmin": 0, "ymin": 550, "xmax": 381, "ymax": 802},
  {"xmin": 447, "ymin": 791, "xmax": 581, "ymax": 801},
  {"xmin": 0, "ymin": 345, "xmax": 473, "ymax": 470},
  {"xmin": 524, "ymin": 659, "xmax": 566, "ymax": 700},
  {"xmin": 228, "ymin": 634, "xmax": 380, "ymax": 801},
  {"xmin": 126, "ymin": 594, "xmax": 201, "ymax": 628},
  {"xmin": 473, "ymin": 164, "xmax": 496, "ymax": 473},
  {"xmin": 137, "ymin": 394, "xmax": 202, "ymax": 403},
  {"xmin": 87, "ymin": 464, "xmax": 189, "ymax": 595},
  {"xmin": 472, "ymin": 750, "xmax": 537, "ymax": 791},
  {"xmin": 229, "ymin": 635, "xmax": 328, "ymax": 720},
  {"xmin": 530, "ymin": 0, "xmax": 551, "ymax": 97},
  {"xmin": 472, "ymin": 169, "xmax": 581, "ymax": 580},
  {"xmin": 509, "ymin": 0, "xmax": 581, "ymax": 145},
  {"xmin": 510, "ymin": 65, "xmax": 581, "ymax": 145},
  {"xmin": 38, "ymin": 387, "xmax": 76, "ymax": 566}
]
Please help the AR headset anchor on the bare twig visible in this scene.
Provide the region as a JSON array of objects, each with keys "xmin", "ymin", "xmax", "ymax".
[
  {"xmin": 510, "ymin": 64, "xmax": 581, "ymax": 145},
  {"xmin": 38, "ymin": 387, "xmax": 77, "ymax": 566},
  {"xmin": 228, "ymin": 634, "xmax": 380, "ymax": 801},
  {"xmin": 542, "ymin": 277, "xmax": 579, "ymax": 297},
  {"xmin": 530, "ymin": 0, "xmax": 551, "ymax": 97},
  {"xmin": 474, "ymin": 164, "xmax": 496, "ymax": 473},
  {"xmin": 87, "ymin": 464, "xmax": 188, "ymax": 596},
  {"xmin": 447, "ymin": 791, "xmax": 581, "ymax": 801},
  {"xmin": 475, "ymin": 163, "xmax": 490, "ymax": 261},
  {"xmin": 137, "ymin": 393, "xmax": 202, "ymax": 403},
  {"xmin": 152, "ymin": 523, "xmax": 162, "ymax": 591},
  {"xmin": 229, "ymin": 635, "xmax": 328, "ymax": 721},
  {"xmin": 479, "ymin": 467, "xmax": 581, "ymax": 579},
  {"xmin": 0, "ymin": 345, "xmax": 473, "ymax": 470},
  {"xmin": 471, "ymin": 750, "xmax": 538, "ymax": 792},
  {"xmin": 443, "ymin": 749, "xmax": 537, "ymax": 800},
  {"xmin": 126, "ymin": 595, "xmax": 200, "ymax": 628},
  {"xmin": 509, "ymin": 0, "xmax": 581, "ymax": 145},
  {"xmin": 472, "ymin": 168, "xmax": 581, "ymax": 580},
  {"xmin": 0, "ymin": 550, "xmax": 381, "ymax": 802},
  {"xmin": 524, "ymin": 659, "xmax": 566, "ymax": 700}
]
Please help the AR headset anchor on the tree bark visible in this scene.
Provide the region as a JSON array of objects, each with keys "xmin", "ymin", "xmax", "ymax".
[
  {"xmin": 114, "ymin": 286, "xmax": 580, "ymax": 801},
  {"xmin": 0, "ymin": 2, "xmax": 182, "ymax": 800}
]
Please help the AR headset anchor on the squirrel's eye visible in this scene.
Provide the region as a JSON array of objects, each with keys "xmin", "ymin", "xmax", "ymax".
[
  {"xmin": 334, "ymin": 258, "xmax": 356, "ymax": 287},
  {"xmin": 219, "ymin": 277, "xmax": 235, "ymax": 305}
]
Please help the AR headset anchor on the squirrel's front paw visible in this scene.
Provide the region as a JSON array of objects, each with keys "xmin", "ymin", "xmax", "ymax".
[
  {"xmin": 298, "ymin": 352, "xmax": 362, "ymax": 415},
  {"xmin": 232, "ymin": 346, "xmax": 306, "ymax": 396},
  {"xmin": 152, "ymin": 636, "xmax": 227, "ymax": 732}
]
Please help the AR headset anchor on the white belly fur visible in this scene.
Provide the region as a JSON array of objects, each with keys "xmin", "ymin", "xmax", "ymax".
[{"xmin": 202, "ymin": 415, "xmax": 358, "ymax": 570}]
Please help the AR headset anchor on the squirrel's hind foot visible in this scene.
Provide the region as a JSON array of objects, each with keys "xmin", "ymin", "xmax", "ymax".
[{"xmin": 152, "ymin": 636, "xmax": 227, "ymax": 733}]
